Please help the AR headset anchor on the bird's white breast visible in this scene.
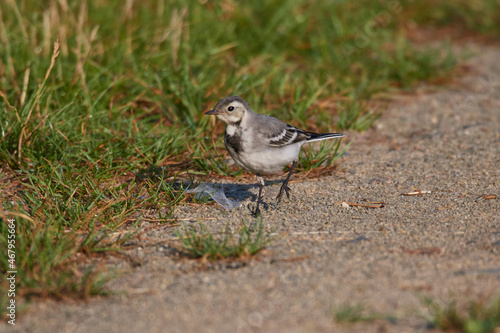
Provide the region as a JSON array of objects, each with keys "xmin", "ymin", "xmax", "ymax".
[
  {"xmin": 242, "ymin": 146, "xmax": 300, "ymax": 174},
  {"xmin": 224, "ymin": 118, "xmax": 304, "ymax": 174}
]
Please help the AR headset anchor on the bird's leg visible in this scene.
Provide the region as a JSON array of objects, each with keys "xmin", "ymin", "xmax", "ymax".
[
  {"xmin": 254, "ymin": 175, "xmax": 265, "ymax": 216},
  {"xmin": 277, "ymin": 160, "xmax": 297, "ymax": 204}
]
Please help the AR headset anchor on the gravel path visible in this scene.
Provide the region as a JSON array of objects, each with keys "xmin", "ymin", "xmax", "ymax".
[{"xmin": 7, "ymin": 46, "xmax": 500, "ymax": 333}]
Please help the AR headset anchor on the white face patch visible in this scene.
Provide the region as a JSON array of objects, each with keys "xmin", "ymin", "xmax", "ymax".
[
  {"xmin": 217, "ymin": 100, "xmax": 246, "ymax": 125},
  {"xmin": 226, "ymin": 124, "xmax": 236, "ymax": 135}
]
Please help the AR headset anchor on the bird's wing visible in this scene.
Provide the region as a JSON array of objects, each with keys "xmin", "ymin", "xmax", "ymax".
[
  {"xmin": 267, "ymin": 125, "xmax": 313, "ymax": 147},
  {"xmin": 254, "ymin": 115, "xmax": 311, "ymax": 147}
]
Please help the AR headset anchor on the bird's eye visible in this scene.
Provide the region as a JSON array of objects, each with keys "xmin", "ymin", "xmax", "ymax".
[{"xmin": 228, "ymin": 106, "xmax": 234, "ymax": 111}]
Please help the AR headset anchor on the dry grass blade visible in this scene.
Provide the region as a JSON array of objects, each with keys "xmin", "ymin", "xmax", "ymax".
[
  {"xmin": 45, "ymin": 39, "xmax": 60, "ymax": 81},
  {"xmin": 20, "ymin": 62, "xmax": 31, "ymax": 107},
  {"xmin": 341, "ymin": 202, "xmax": 386, "ymax": 208},
  {"xmin": 0, "ymin": 211, "xmax": 36, "ymax": 225},
  {"xmin": 402, "ymin": 190, "xmax": 432, "ymax": 196},
  {"xmin": 17, "ymin": 39, "xmax": 60, "ymax": 161},
  {"xmin": 475, "ymin": 194, "xmax": 497, "ymax": 201},
  {"xmin": 270, "ymin": 255, "xmax": 310, "ymax": 263}
]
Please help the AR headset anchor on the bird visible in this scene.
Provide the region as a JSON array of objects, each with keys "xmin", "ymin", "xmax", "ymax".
[{"xmin": 205, "ymin": 95, "xmax": 345, "ymax": 215}]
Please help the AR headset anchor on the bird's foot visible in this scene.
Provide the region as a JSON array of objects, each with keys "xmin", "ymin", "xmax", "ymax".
[
  {"xmin": 276, "ymin": 185, "xmax": 291, "ymax": 204},
  {"xmin": 252, "ymin": 206, "xmax": 262, "ymax": 217},
  {"xmin": 252, "ymin": 200, "xmax": 264, "ymax": 217}
]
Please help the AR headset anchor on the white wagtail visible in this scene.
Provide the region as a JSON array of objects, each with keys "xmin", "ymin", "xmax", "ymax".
[{"xmin": 205, "ymin": 95, "xmax": 345, "ymax": 215}]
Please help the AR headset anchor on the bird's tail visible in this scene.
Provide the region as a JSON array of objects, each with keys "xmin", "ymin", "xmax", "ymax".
[{"xmin": 306, "ymin": 132, "xmax": 345, "ymax": 143}]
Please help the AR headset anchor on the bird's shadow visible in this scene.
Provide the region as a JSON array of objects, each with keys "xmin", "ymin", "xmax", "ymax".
[
  {"xmin": 217, "ymin": 183, "xmax": 256, "ymax": 202},
  {"xmin": 139, "ymin": 174, "xmax": 284, "ymax": 214},
  {"xmin": 220, "ymin": 180, "xmax": 285, "ymax": 215},
  {"xmin": 220, "ymin": 182, "xmax": 267, "ymax": 215},
  {"xmin": 186, "ymin": 180, "xmax": 285, "ymax": 215}
]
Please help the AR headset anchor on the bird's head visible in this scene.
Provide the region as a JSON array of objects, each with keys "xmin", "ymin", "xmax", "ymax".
[{"xmin": 205, "ymin": 95, "xmax": 251, "ymax": 125}]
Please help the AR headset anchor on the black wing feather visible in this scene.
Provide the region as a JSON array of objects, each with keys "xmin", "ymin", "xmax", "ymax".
[{"xmin": 268, "ymin": 125, "xmax": 312, "ymax": 147}]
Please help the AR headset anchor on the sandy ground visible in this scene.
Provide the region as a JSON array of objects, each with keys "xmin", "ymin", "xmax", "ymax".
[{"xmin": 5, "ymin": 46, "xmax": 500, "ymax": 333}]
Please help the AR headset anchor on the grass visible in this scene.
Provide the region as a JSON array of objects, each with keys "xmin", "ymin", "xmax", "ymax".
[
  {"xmin": 176, "ymin": 220, "xmax": 272, "ymax": 260},
  {"xmin": 333, "ymin": 297, "xmax": 500, "ymax": 331},
  {"xmin": 0, "ymin": 0, "xmax": 499, "ymax": 305},
  {"xmin": 333, "ymin": 304, "xmax": 395, "ymax": 324},
  {"xmin": 298, "ymin": 136, "xmax": 350, "ymax": 172},
  {"xmin": 424, "ymin": 297, "xmax": 500, "ymax": 333},
  {"xmin": 0, "ymin": 212, "xmax": 113, "ymax": 317},
  {"xmin": 334, "ymin": 304, "xmax": 381, "ymax": 323},
  {"xmin": 403, "ymin": 0, "xmax": 500, "ymax": 37}
]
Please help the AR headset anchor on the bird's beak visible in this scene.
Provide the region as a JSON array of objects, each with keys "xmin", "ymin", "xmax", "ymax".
[{"xmin": 204, "ymin": 109, "xmax": 222, "ymax": 115}]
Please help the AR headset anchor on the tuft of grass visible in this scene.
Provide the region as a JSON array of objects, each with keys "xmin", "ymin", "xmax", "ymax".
[
  {"xmin": 190, "ymin": 139, "xmax": 241, "ymax": 177},
  {"xmin": 0, "ymin": 166, "xmax": 185, "ymax": 302},
  {"xmin": 403, "ymin": 0, "xmax": 500, "ymax": 37},
  {"xmin": 298, "ymin": 137, "xmax": 350, "ymax": 172},
  {"xmin": 0, "ymin": 213, "xmax": 113, "ymax": 302},
  {"xmin": 337, "ymin": 100, "xmax": 382, "ymax": 131},
  {"xmin": 424, "ymin": 297, "xmax": 500, "ymax": 333},
  {"xmin": 176, "ymin": 220, "xmax": 273, "ymax": 260},
  {"xmin": 334, "ymin": 304, "xmax": 388, "ymax": 323}
]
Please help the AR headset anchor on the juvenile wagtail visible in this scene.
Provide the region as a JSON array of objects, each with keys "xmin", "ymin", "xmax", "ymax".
[{"xmin": 205, "ymin": 95, "xmax": 344, "ymax": 215}]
